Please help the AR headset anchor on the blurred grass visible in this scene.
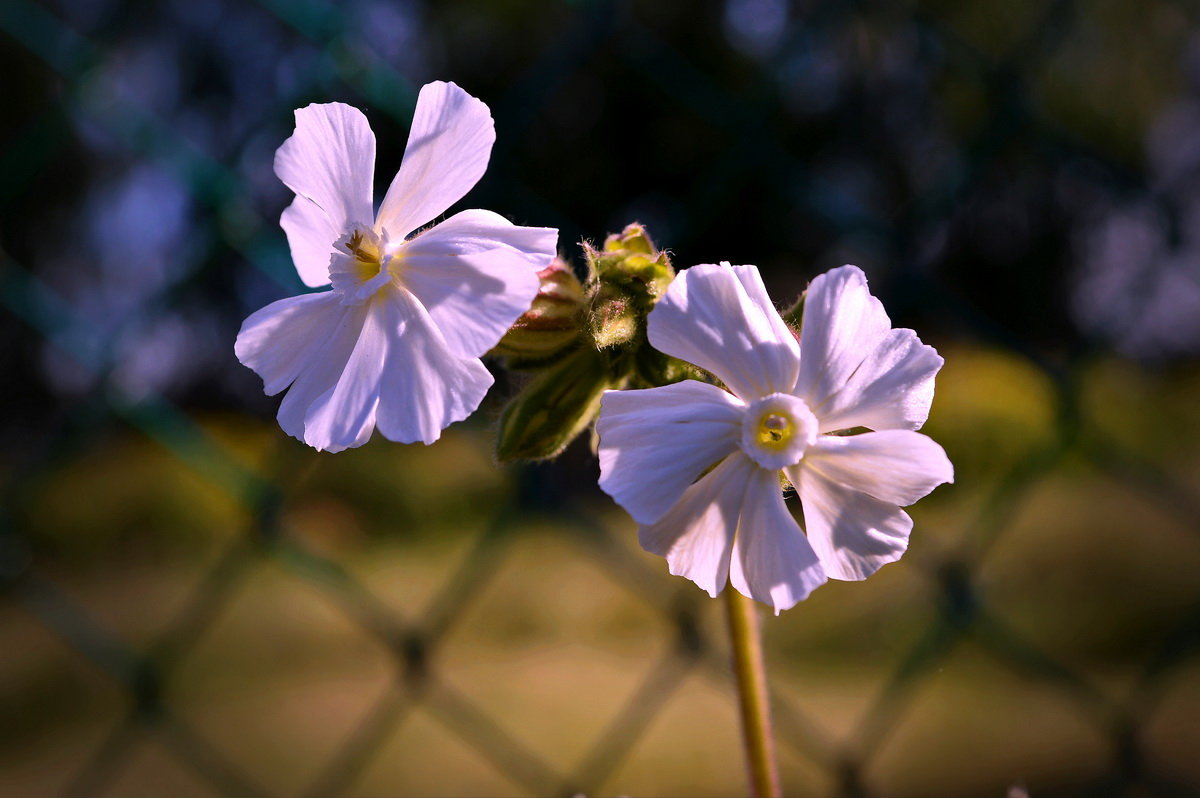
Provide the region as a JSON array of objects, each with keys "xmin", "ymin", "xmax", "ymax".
[{"xmin": 2, "ymin": 345, "xmax": 1199, "ymax": 796}]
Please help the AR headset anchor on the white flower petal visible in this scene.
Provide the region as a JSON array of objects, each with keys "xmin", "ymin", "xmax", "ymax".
[
  {"xmin": 597, "ymin": 381, "xmax": 745, "ymax": 525},
  {"xmin": 815, "ymin": 328, "xmax": 943, "ymax": 432},
  {"xmin": 400, "ymin": 209, "xmax": 555, "ymax": 359},
  {"xmin": 234, "ymin": 290, "xmax": 345, "ymax": 396},
  {"xmin": 806, "ymin": 431, "xmax": 953, "ymax": 506},
  {"xmin": 280, "ymin": 196, "xmax": 340, "ymax": 288},
  {"xmin": 274, "ymin": 102, "xmax": 375, "ymax": 236},
  {"xmin": 274, "ymin": 302, "xmax": 374, "ymax": 453},
  {"xmin": 374, "ymin": 286, "xmax": 494, "ymax": 445},
  {"xmin": 638, "ymin": 453, "xmax": 757, "ymax": 598},
  {"xmin": 298, "ymin": 298, "xmax": 393, "ymax": 453},
  {"xmin": 376, "ymin": 82, "xmax": 495, "ymax": 239},
  {"xmin": 728, "ymin": 469, "xmax": 827, "ymax": 614},
  {"xmin": 793, "ymin": 464, "xmax": 914, "ymax": 581},
  {"xmin": 648, "ymin": 262, "xmax": 800, "ymax": 400},
  {"xmin": 795, "ymin": 265, "xmax": 891, "ymax": 411},
  {"xmin": 259, "ymin": 286, "xmax": 493, "ymax": 452}
]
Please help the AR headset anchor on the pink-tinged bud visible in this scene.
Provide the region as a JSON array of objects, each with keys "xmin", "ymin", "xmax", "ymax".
[{"xmin": 492, "ymin": 257, "xmax": 585, "ymax": 363}]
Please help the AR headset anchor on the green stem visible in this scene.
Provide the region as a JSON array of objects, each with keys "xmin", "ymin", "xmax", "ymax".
[{"xmin": 725, "ymin": 588, "xmax": 781, "ymax": 798}]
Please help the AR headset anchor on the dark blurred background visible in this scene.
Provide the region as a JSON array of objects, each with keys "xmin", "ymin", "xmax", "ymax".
[{"xmin": 2, "ymin": 0, "xmax": 1200, "ymax": 796}]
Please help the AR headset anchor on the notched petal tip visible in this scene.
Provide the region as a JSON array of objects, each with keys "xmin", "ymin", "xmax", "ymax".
[
  {"xmin": 806, "ymin": 430, "xmax": 953, "ymax": 507},
  {"xmin": 637, "ymin": 454, "xmax": 755, "ymax": 598},
  {"xmin": 796, "ymin": 466, "xmax": 914, "ymax": 582},
  {"xmin": 728, "ymin": 470, "xmax": 827, "ymax": 613},
  {"xmin": 796, "ymin": 263, "xmax": 895, "ymax": 414},
  {"xmin": 273, "ymin": 101, "xmax": 376, "ymax": 246},
  {"xmin": 648, "ymin": 262, "xmax": 801, "ymax": 399},
  {"xmin": 375, "ymin": 81, "xmax": 497, "ymax": 239}
]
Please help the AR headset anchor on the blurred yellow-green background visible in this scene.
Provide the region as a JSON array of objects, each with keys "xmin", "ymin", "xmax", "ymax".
[{"xmin": 3, "ymin": 1, "xmax": 1200, "ymax": 796}]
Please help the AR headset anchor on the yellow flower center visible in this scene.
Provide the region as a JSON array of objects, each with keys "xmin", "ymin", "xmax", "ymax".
[
  {"xmin": 755, "ymin": 412, "xmax": 794, "ymax": 450},
  {"xmin": 331, "ymin": 226, "xmax": 403, "ymax": 305},
  {"xmin": 739, "ymin": 393, "xmax": 820, "ymax": 470}
]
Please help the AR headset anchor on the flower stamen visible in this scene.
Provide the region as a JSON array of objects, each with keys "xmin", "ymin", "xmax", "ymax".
[
  {"xmin": 343, "ymin": 229, "xmax": 385, "ymax": 281},
  {"xmin": 330, "ymin": 226, "xmax": 398, "ymax": 304}
]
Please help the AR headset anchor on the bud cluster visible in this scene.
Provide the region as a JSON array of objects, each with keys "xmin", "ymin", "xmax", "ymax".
[{"xmin": 494, "ymin": 223, "xmax": 698, "ymax": 461}]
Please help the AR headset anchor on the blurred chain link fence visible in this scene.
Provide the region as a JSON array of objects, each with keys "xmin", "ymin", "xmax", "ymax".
[{"xmin": 2, "ymin": 0, "xmax": 1200, "ymax": 795}]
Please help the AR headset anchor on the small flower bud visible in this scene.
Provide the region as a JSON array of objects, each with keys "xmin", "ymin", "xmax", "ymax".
[
  {"xmin": 492, "ymin": 258, "xmax": 586, "ymax": 365},
  {"xmin": 590, "ymin": 292, "xmax": 638, "ymax": 349},
  {"xmin": 582, "ymin": 222, "xmax": 674, "ymax": 302},
  {"xmin": 583, "ymin": 222, "xmax": 674, "ymax": 350},
  {"xmin": 603, "ymin": 221, "xmax": 655, "ymax": 255}
]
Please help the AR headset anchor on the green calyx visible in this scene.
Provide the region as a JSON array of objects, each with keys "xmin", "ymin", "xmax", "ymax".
[{"xmin": 495, "ymin": 346, "xmax": 615, "ymax": 462}]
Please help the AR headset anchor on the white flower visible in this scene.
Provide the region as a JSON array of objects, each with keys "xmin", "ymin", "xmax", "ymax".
[
  {"xmin": 596, "ymin": 262, "xmax": 953, "ymax": 614},
  {"xmin": 236, "ymin": 82, "xmax": 558, "ymax": 452}
]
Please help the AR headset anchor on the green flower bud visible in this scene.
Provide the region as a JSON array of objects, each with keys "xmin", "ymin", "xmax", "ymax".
[
  {"xmin": 495, "ymin": 347, "xmax": 617, "ymax": 462},
  {"xmin": 583, "ymin": 223, "xmax": 674, "ymax": 350},
  {"xmin": 583, "ymin": 222, "xmax": 674, "ymax": 303},
  {"xmin": 492, "ymin": 258, "xmax": 586, "ymax": 366},
  {"xmin": 604, "ymin": 222, "xmax": 655, "ymax": 254}
]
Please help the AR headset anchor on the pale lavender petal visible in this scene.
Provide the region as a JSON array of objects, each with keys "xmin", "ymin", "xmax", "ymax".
[
  {"xmin": 374, "ymin": 286, "xmax": 494, "ymax": 445},
  {"xmin": 805, "ymin": 431, "xmax": 953, "ymax": 506},
  {"xmin": 638, "ymin": 453, "xmax": 757, "ymax": 598},
  {"xmin": 648, "ymin": 262, "xmax": 800, "ymax": 400},
  {"xmin": 728, "ymin": 469, "xmax": 827, "ymax": 614},
  {"xmin": 816, "ymin": 328, "xmax": 943, "ymax": 432},
  {"xmin": 280, "ymin": 196, "xmax": 340, "ymax": 288},
  {"xmin": 274, "ymin": 302, "xmax": 373, "ymax": 453},
  {"xmin": 795, "ymin": 265, "xmax": 891, "ymax": 411},
  {"xmin": 299, "ymin": 298, "xmax": 392, "ymax": 452},
  {"xmin": 234, "ymin": 291, "xmax": 345, "ymax": 396},
  {"xmin": 274, "ymin": 103, "xmax": 375, "ymax": 235},
  {"xmin": 792, "ymin": 464, "xmax": 913, "ymax": 581},
  {"xmin": 400, "ymin": 209, "xmax": 555, "ymax": 358},
  {"xmin": 376, "ymin": 82, "xmax": 495, "ymax": 239},
  {"xmin": 597, "ymin": 381, "xmax": 745, "ymax": 525}
]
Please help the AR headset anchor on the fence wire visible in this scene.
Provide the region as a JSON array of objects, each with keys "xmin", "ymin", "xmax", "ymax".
[{"xmin": 2, "ymin": 0, "xmax": 1200, "ymax": 795}]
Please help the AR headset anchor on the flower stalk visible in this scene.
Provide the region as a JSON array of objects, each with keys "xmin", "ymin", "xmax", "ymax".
[{"xmin": 725, "ymin": 587, "xmax": 781, "ymax": 798}]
